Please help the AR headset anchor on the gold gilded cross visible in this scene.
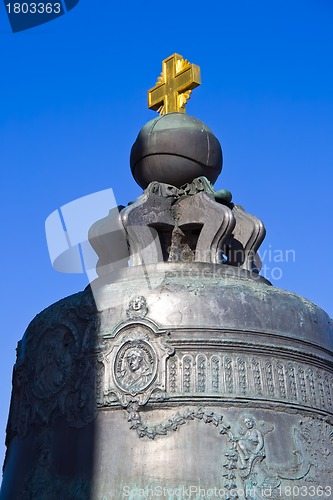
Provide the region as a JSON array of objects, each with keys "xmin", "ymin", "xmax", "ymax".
[{"xmin": 148, "ymin": 53, "xmax": 201, "ymax": 115}]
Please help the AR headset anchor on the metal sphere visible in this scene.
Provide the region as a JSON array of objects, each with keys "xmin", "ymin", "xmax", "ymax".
[{"xmin": 130, "ymin": 113, "xmax": 223, "ymax": 188}]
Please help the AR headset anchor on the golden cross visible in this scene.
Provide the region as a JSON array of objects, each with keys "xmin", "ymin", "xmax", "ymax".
[{"xmin": 148, "ymin": 53, "xmax": 201, "ymax": 115}]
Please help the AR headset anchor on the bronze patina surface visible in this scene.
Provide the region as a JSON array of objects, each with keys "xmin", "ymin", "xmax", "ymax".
[
  {"xmin": 1, "ymin": 55, "xmax": 332, "ymax": 500},
  {"xmin": 130, "ymin": 114, "xmax": 223, "ymax": 188}
]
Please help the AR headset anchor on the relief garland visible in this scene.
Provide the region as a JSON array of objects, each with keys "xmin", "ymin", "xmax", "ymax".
[{"xmin": 125, "ymin": 405, "xmax": 332, "ymax": 498}]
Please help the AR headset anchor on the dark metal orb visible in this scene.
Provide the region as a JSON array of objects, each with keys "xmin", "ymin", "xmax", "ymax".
[{"xmin": 130, "ymin": 113, "xmax": 223, "ymax": 189}]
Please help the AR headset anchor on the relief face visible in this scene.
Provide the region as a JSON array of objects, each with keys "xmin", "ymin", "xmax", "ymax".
[
  {"xmin": 114, "ymin": 341, "xmax": 156, "ymax": 393},
  {"xmin": 126, "ymin": 296, "xmax": 148, "ymax": 319}
]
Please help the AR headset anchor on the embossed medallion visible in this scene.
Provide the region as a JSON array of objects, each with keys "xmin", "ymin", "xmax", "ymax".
[
  {"xmin": 102, "ymin": 325, "xmax": 174, "ymax": 406},
  {"xmin": 114, "ymin": 340, "xmax": 156, "ymax": 394}
]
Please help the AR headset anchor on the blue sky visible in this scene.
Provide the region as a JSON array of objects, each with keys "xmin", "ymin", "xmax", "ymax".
[{"xmin": 1, "ymin": 0, "xmax": 333, "ymax": 466}]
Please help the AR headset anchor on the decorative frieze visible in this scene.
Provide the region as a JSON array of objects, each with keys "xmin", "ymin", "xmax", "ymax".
[
  {"xmin": 264, "ymin": 361, "xmax": 275, "ymax": 397},
  {"xmin": 306, "ymin": 368, "xmax": 316, "ymax": 405},
  {"xmin": 182, "ymin": 355, "xmax": 193, "ymax": 393},
  {"xmin": 287, "ymin": 363, "xmax": 297, "ymax": 402},
  {"xmin": 237, "ymin": 357, "xmax": 247, "ymax": 395},
  {"xmin": 168, "ymin": 358, "xmax": 177, "ymax": 393},
  {"xmin": 324, "ymin": 375, "xmax": 332, "ymax": 408},
  {"xmin": 196, "ymin": 355, "xmax": 206, "ymax": 393},
  {"xmin": 276, "ymin": 361, "xmax": 287, "ymax": 399},
  {"xmin": 251, "ymin": 358, "xmax": 263, "ymax": 396},
  {"xmin": 317, "ymin": 370, "xmax": 326, "ymax": 408},
  {"xmin": 224, "ymin": 356, "xmax": 233, "ymax": 394},
  {"xmin": 211, "ymin": 356, "xmax": 220, "ymax": 393},
  {"xmin": 166, "ymin": 351, "xmax": 333, "ymax": 414},
  {"xmin": 297, "ymin": 366, "xmax": 307, "ymax": 404}
]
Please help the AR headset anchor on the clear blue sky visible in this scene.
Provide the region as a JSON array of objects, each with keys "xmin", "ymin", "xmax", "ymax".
[{"xmin": 1, "ymin": 0, "xmax": 333, "ymax": 466}]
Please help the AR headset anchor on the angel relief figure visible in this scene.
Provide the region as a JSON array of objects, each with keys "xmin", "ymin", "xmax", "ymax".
[{"xmin": 235, "ymin": 415, "xmax": 266, "ymax": 471}]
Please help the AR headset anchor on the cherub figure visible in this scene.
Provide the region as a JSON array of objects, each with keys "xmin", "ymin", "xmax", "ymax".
[
  {"xmin": 126, "ymin": 296, "xmax": 148, "ymax": 319},
  {"xmin": 236, "ymin": 415, "xmax": 264, "ymax": 470}
]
